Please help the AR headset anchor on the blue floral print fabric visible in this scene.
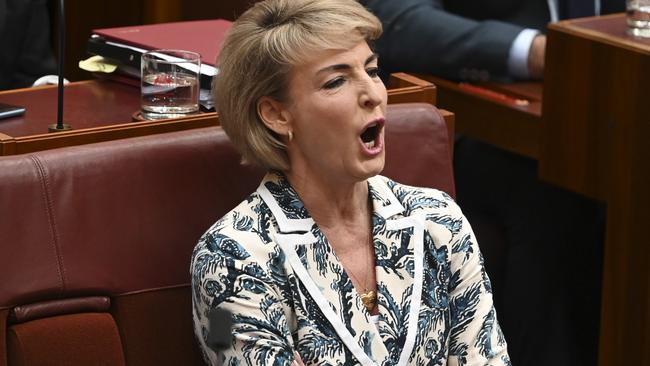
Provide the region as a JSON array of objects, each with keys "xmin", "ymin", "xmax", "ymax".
[{"xmin": 191, "ymin": 172, "xmax": 510, "ymax": 366}]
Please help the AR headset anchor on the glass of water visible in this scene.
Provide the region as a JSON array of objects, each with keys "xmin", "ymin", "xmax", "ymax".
[
  {"xmin": 141, "ymin": 49, "xmax": 201, "ymax": 120},
  {"xmin": 627, "ymin": 0, "xmax": 650, "ymax": 38}
]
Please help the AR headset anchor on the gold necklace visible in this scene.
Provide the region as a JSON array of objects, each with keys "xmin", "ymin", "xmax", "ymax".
[
  {"xmin": 346, "ymin": 231, "xmax": 377, "ymax": 313},
  {"xmin": 360, "ymin": 289, "xmax": 377, "ymax": 313}
]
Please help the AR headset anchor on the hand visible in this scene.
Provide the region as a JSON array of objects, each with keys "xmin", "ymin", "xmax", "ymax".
[
  {"xmin": 527, "ymin": 34, "xmax": 546, "ymax": 79},
  {"xmin": 293, "ymin": 352, "xmax": 305, "ymax": 366}
]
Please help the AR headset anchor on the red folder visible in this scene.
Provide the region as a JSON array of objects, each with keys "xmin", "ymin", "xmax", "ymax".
[{"xmin": 92, "ymin": 19, "xmax": 233, "ymax": 66}]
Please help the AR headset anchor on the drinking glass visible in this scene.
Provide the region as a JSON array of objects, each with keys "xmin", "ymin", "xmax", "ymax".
[
  {"xmin": 627, "ymin": 0, "xmax": 650, "ymax": 38},
  {"xmin": 141, "ymin": 49, "xmax": 201, "ymax": 120}
]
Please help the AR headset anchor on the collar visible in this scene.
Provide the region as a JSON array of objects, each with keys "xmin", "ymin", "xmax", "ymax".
[
  {"xmin": 257, "ymin": 172, "xmax": 406, "ymax": 234},
  {"xmin": 257, "ymin": 172, "xmax": 424, "ymax": 366}
]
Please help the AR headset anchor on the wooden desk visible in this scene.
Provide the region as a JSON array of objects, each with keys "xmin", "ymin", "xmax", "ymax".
[
  {"xmin": 0, "ymin": 72, "xmax": 450, "ymax": 155},
  {"xmin": 420, "ymin": 13, "xmax": 649, "ymax": 366},
  {"xmin": 416, "ymin": 74, "xmax": 542, "ymax": 159},
  {"xmin": 0, "ymin": 81, "xmax": 217, "ymax": 155},
  {"xmin": 543, "ymin": 14, "xmax": 650, "ymax": 366}
]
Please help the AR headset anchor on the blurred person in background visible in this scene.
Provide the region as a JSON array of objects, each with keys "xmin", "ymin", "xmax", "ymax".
[
  {"xmin": 361, "ymin": 0, "xmax": 624, "ymax": 81},
  {"xmin": 0, "ymin": 0, "xmax": 58, "ymax": 90}
]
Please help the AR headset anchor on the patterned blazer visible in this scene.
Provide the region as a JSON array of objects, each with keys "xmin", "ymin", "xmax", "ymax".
[{"xmin": 191, "ymin": 172, "xmax": 510, "ymax": 366}]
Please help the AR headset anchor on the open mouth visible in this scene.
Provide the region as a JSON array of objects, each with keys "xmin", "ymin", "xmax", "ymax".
[{"xmin": 360, "ymin": 121, "xmax": 382, "ymax": 149}]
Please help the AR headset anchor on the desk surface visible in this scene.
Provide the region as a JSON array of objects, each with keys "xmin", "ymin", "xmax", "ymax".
[
  {"xmin": 417, "ymin": 74, "xmax": 542, "ymax": 159},
  {"xmin": 0, "ymin": 80, "xmax": 217, "ymax": 156},
  {"xmin": 0, "ymin": 73, "xmax": 446, "ymax": 156},
  {"xmin": 0, "ymin": 81, "xmax": 140, "ymax": 137},
  {"xmin": 551, "ymin": 13, "xmax": 650, "ymax": 53}
]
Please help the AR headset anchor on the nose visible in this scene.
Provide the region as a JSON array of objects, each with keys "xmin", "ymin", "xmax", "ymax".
[{"xmin": 358, "ymin": 75, "xmax": 385, "ymax": 110}]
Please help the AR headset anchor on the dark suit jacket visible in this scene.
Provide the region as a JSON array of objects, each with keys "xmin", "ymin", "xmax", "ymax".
[
  {"xmin": 361, "ymin": 0, "xmax": 624, "ymax": 81},
  {"xmin": 0, "ymin": 0, "xmax": 57, "ymax": 90}
]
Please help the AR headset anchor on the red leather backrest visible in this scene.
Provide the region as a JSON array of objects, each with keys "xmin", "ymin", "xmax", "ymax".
[
  {"xmin": 0, "ymin": 102, "xmax": 453, "ymax": 310},
  {"xmin": 383, "ymin": 103, "xmax": 455, "ymax": 196},
  {"xmin": 0, "ymin": 128, "xmax": 264, "ymax": 310}
]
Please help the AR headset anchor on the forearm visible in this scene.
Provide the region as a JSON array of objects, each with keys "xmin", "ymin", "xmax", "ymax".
[{"xmin": 363, "ymin": 0, "xmax": 525, "ymax": 81}]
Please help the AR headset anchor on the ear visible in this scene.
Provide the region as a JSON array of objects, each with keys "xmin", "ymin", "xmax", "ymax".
[{"xmin": 257, "ymin": 96, "xmax": 292, "ymax": 136}]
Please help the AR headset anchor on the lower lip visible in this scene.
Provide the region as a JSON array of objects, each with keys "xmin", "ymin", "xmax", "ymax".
[{"xmin": 359, "ymin": 131, "xmax": 383, "ymax": 156}]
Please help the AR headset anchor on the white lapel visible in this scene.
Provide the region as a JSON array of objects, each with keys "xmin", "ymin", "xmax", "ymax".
[
  {"xmin": 257, "ymin": 174, "xmax": 316, "ymax": 234},
  {"xmin": 257, "ymin": 174, "xmax": 425, "ymax": 365},
  {"xmin": 259, "ymin": 174, "xmax": 379, "ymax": 365},
  {"xmin": 368, "ymin": 176, "xmax": 426, "ymax": 366},
  {"xmin": 275, "ymin": 234, "xmax": 379, "ymax": 366},
  {"xmin": 382, "ymin": 215, "xmax": 425, "ymax": 366}
]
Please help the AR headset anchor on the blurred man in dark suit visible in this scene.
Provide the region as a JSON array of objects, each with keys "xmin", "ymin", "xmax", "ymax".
[
  {"xmin": 0, "ymin": 0, "xmax": 57, "ymax": 90},
  {"xmin": 362, "ymin": 0, "xmax": 624, "ymax": 81},
  {"xmin": 360, "ymin": 1, "xmax": 623, "ymax": 366}
]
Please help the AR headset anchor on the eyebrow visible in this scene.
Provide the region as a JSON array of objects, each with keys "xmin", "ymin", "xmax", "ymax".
[{"xmin": 316, "ymin": 53, "xmax": 379, "ymax": 74}]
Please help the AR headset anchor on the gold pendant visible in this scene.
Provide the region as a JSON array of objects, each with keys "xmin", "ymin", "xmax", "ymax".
[{"xmin": 360, "ymin": 290, "xmax": 376, "ymax": 312}]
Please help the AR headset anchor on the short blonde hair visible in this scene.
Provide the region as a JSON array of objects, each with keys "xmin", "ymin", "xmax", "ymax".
[{"xmin": 213, "ymin": 0, "xmax": 382, "ymax": 171}]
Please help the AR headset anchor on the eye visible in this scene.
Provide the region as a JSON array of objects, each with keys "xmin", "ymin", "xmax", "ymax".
[
  {"xmin": 322, "ymin": 77, "xmax": 345, "ymax": 90},
  {"xmin": 367, "ymin": 67, "xmax": 380, "ymax": 78}
]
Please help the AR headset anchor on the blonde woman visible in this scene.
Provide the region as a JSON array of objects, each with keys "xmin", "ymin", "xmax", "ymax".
[{"xmin": 191, "ymin": 0, "xmax": 510, "ymax": 365}]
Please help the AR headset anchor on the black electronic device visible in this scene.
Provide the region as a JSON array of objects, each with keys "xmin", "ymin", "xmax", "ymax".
[{"xmin": 207, "ymin": 308, "xmax": 233, "ymax": 352}]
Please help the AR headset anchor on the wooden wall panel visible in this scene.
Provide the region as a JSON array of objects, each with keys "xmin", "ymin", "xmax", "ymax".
[{"xmin": 542, "ymin": 16, "xmax": 650, "ymax": 366}]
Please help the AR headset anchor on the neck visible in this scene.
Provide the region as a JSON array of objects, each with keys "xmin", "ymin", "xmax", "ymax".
[{"xmin": 285, "ymin": 169, "xmax": 370, "ymax": 229}]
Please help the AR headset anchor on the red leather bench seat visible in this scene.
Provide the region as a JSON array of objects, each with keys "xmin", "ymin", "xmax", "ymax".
[{"xmin": 0, "ymin": 103, "xmax": 453, "ymax": 366}]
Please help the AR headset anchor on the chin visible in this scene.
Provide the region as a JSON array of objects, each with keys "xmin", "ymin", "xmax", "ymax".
[{"xmin": 355, "ymin": 156, "xmax": 385, "ymax": 180}]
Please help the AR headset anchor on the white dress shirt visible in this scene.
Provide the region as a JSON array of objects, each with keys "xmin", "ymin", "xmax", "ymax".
[{"xmin": 507, "ymin": 0, "xmax": 601, "ymax": 78}]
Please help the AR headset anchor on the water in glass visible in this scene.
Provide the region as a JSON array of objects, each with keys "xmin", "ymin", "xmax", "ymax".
[
  {"xmin": 141, "ymin": 72, "xmax": 199, "ymax": 119},
  {"xmin": 627, "ymin": 0, "xmax": 650, "ymax": 38}
]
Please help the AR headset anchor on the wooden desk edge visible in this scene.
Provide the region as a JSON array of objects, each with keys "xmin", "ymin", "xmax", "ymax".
[
  {"xmin": 416, "ymin": 74, "xmax": 541, "ymax": 116},
  {"xmin": 389, "ymin": 72, "xmax": 436, "ymax": 88},
  {"xmin": 0, "ymin": 74, "xmax": 439, "ymax": 156},
  {"xmin": 549, "ymin": 15, "xmax": 650, "ymax": 55},
  {"xmin": 439, "ymin": 109, "xmax": 455, "ymax": 158},
  {"xmin": 6, "ymin": 113, "xmax": 219, "ymax": 155},
  {"xmin": 0, "ymin": 80, "xmax": 97, "ymax": 96}
]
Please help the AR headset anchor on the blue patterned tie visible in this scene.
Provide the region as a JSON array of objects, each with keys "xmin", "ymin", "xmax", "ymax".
[{"xmin": 562, "ymin": 0, "xmax": 596, "ymax": 18}]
